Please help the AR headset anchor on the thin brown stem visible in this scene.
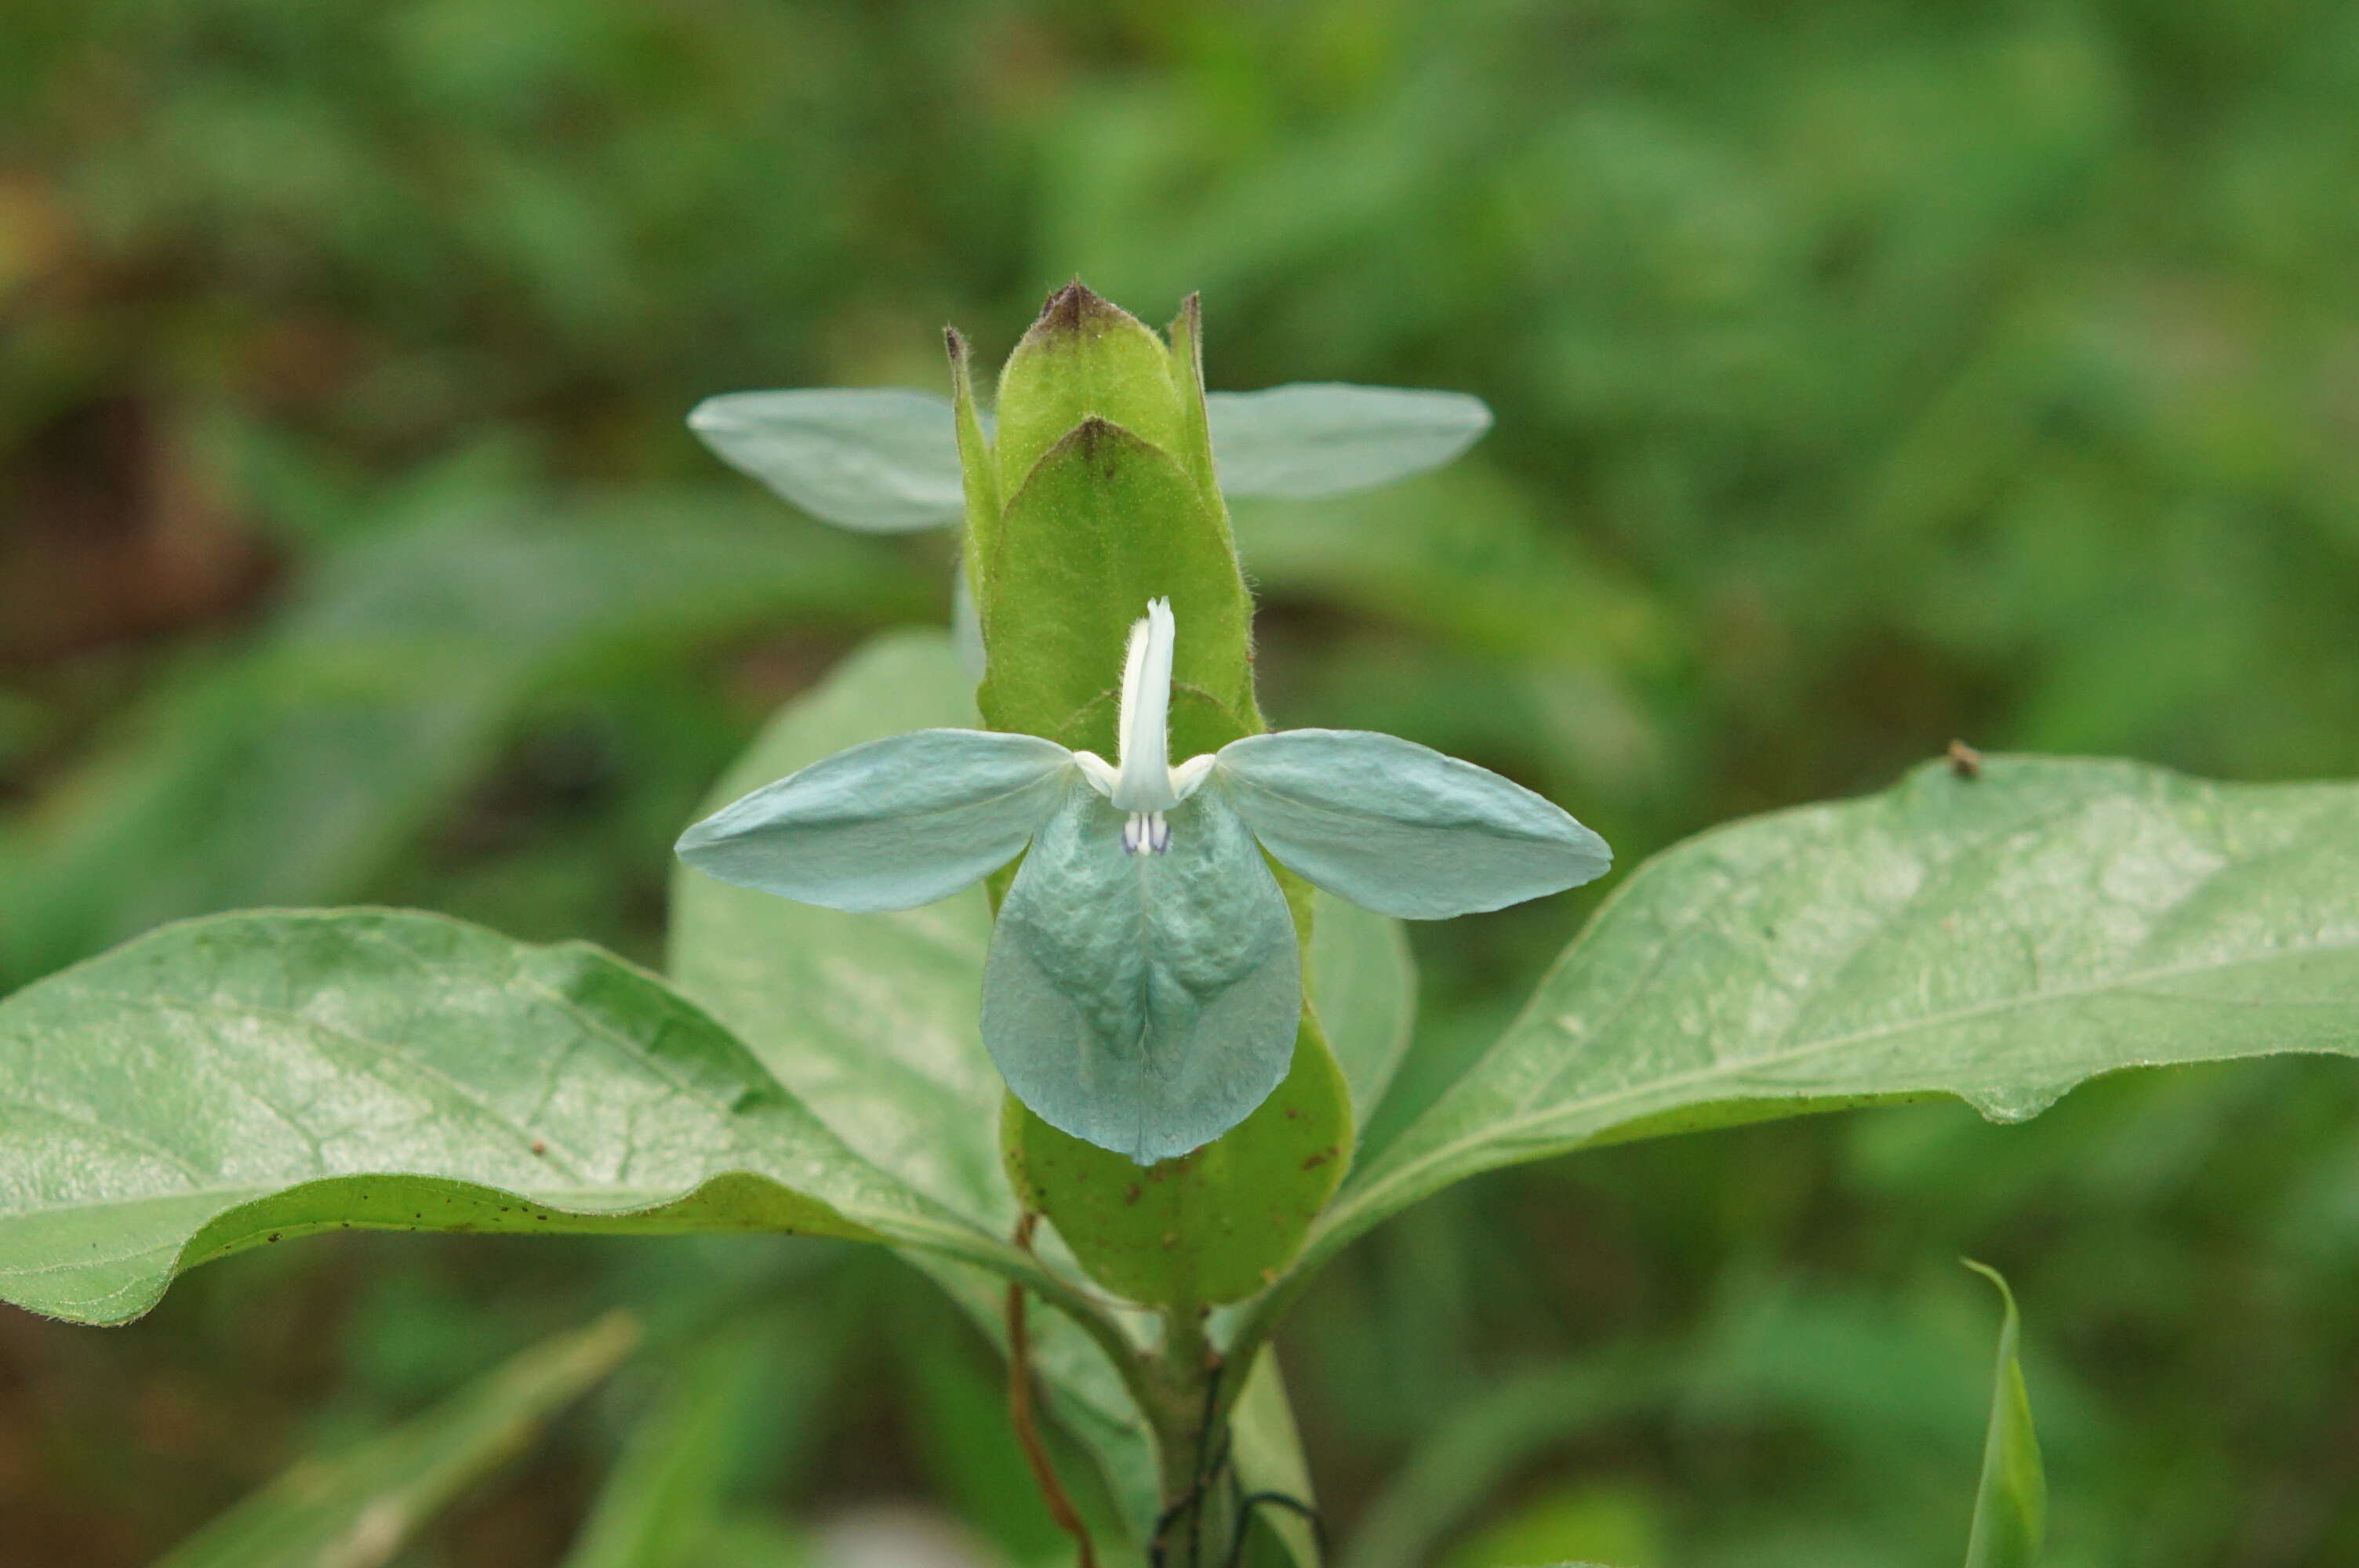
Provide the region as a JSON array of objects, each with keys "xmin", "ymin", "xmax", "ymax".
[{"xmin": 1006, "ymin": 1212, "xmax": 1097, "ymax": 1568}]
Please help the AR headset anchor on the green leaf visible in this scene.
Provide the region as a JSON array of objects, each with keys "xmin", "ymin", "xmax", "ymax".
[
  {"xmin": 947, "ymin": 334, "xmax": 1004, "ymax": 598},
  {"xmin": 1205, "ymin": 385, "xmax": 1491, "ymax": 497},
  {"xmin": 154, "ymin": 1312, "xmax": 639, "ymax": 1568},
  {"xmin": 560, "ymin": 1326, "xmax": 773, "ymax": 1568},
  {"xmin": 1307, "ymin": 756, "xmax": 2359, "ymax": 1276},
  {"xmin": 1962, "ymin": 1261, "xmax": 2045, "ymax": 1568},
  {"xmin": 0, "ymin": 909, "xmax": 994, "ymax": 1325},
  {"xmin": 1164, "ymin": 293, "xmax": 1222, "ymax": 509},
  {"xmin": 688, "ymin": 388, "xmax": 969, "ymax": 532}
]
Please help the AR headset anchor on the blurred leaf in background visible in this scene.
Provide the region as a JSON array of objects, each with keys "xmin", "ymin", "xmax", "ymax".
[
  {"xmin": 5, "ymin": 1, "xmax": 2359, "ymax": 1564},
  {"xmin": 155, "ymin": 1313, "xmax": 638, "ymax": 1568},
  {"xmin": 1961, "ymin": 1262, "xmax": 2045, "ymax": 1568}
]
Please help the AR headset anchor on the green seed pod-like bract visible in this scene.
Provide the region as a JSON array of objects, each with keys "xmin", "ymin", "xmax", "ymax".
[
  {"xmin": 994, "ymin": 284, "xmax": 1194, "ymax": 495},
  {"xmin": 958, "ymin": 284, "xmax": 1261, "ymax": 766}
]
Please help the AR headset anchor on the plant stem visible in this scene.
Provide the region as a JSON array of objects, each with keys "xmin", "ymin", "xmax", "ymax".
[{"xmin": 1139, "ymin": 1304, "xmax": 1237, "ymax": 1565}]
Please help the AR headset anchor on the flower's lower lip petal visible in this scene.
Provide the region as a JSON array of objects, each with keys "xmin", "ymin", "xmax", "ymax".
[
  {"xmin": 676, "ymin": 728, "xmax": 1073, "ymax": 912},
  {"xmin": 981, "ymin": 782, "xmax": 1300, "ymax": 1164}
]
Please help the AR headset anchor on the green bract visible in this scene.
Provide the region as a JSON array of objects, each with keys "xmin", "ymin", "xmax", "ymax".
[{"xmin": 678, "ymin": 599, "xmax": 1609, "ymax": 1163}]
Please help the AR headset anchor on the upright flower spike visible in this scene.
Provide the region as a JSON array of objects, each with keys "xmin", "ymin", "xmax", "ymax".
[{"xmin": 677, "ymin": 601, "xmax": 1611, "ymax": 1164}]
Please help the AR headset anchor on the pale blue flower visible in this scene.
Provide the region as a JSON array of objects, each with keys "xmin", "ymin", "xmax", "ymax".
[{"xmin": 678, "ymin": 602, "xmax": 1609, "ymax": 1163}]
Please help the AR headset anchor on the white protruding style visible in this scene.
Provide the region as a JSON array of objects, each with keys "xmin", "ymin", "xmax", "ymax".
[
  {"xmin": 1074, "ymin": 597, "xmax": 1215, "ymax": 855},
  {"xmin": 1112, "ymin": 598, "xmax": 1179, "ymax": 812}
]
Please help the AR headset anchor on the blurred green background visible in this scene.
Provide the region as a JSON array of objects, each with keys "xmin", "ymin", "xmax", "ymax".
[{"xmin": 5, "ymin": 2, "xmax": 2358, "ymax": 1563}]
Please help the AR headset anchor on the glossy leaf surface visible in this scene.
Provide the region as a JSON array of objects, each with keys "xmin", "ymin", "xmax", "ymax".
[
  {"xmin": 1311, "ymin": 756, "xmax": 2359, "ymax": 1269},
  {"xmin": 155, "ymin": 1314, "xmax": 638, "ymax": 1568},
  {"xmin": 1205, "ymin": 384, "xmax": 1492, "ymax": 497},
  {"xmin": 0, "ymin": 909, "xmax": 981, "ymax": 1324},
  {"xmin": 688, "ymin": 388, "xmax": 967, "ymax": 531}
]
